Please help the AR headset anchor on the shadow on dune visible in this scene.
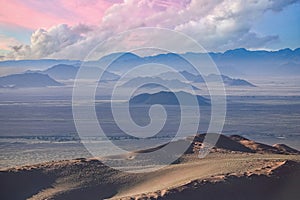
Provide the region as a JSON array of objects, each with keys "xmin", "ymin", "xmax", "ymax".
[
  {"xmin": 51, "ymin": 184, "xmax": 118, "ymax": 200},
  {"xmin": 0, "ymin": 169, "xmax": 55, "ymax": 200},
  {"xmin": 0, "ymin": 159, "xmax": 127, "ymax": 200}
]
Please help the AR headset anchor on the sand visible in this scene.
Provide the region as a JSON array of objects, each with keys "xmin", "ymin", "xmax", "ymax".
[{"xmin": 1, "ymin": 134, "xmax": 300, "ymax": 200}]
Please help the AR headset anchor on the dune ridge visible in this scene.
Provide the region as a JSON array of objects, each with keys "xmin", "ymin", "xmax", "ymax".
[{"xmin": 119, "ymin": 160, "xmax": 300, "ymax": 200}]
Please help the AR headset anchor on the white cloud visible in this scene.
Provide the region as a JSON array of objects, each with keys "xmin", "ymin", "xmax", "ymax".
[
  {"xmin": 5, "ymin": 24, "xmax": 94, "ymax": 60},
  {"xmin": 173, "ymin": 0, "xmax": 286, "ymax": 51},
  {"xmin": 3, "ymin": 0, "xmax": 299, "ymax": 60}
]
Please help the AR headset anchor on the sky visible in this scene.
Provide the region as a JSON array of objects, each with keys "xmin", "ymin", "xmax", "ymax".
[{"xmin": 0, "ymin": 0, "xmax": 299, "ymax": 60}]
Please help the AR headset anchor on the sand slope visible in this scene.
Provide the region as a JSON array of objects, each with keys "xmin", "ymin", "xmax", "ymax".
[
  {"xmin": 118, "ymin": 160, "xmax": 300, "ymax": 200},
  {"xmin": 1, "ymin": 134, "xmax": 300, "ymax": 200}
]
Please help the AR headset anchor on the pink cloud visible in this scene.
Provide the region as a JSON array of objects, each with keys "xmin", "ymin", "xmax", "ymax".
[{"xmin": 0, "ymin": 0, "xmax": 119, "ymax": 30}]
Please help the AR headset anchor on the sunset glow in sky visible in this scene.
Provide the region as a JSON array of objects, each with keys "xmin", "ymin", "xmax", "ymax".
[{"xmin": 0, "ymin": 0, "xmax": 299, "ymax": 60}]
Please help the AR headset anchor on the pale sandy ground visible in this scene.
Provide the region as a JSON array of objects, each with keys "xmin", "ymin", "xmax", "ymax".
[{"xmin": 1, "ymin": 134, "xmax": 300, "ymax": 200}]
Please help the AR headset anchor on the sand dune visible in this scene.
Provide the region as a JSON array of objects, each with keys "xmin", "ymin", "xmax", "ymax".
[{"xmin": 0, "ymin": 134, "xmax": 299, "ymax": 200}]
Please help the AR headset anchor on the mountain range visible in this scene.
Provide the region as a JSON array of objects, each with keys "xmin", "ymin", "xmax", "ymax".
[
  {"xmin": 0, "ymin": 64, "xmax": 254, "ymax": 89},
  {"xmin": 0, "ymin": 48, "xmax": 299, "ymax": 77},
  {"xmin": 0, "ymin": 48, "xmax": 298, "ymax": 88}
]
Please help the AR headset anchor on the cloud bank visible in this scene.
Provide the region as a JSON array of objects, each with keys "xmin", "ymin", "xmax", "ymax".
[{"xmin": 3, "ymin": 0, "xmax": 300, "ymax": 60}]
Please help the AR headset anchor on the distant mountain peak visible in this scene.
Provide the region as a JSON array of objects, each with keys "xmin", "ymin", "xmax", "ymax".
[
  {"xmin": 130, "ymin": 91, "xmax": 210, "ymax": 106},
  {"xmin": 99, "ymin": 52, "xmax": 141, "ymax": 62},
  {"xmin": 277, "ymin": 48, "xmax": 292, "ymax": 53},
  {"xmin": 224, "ymin": 48, "xmax": 249, "ymax": 54}
]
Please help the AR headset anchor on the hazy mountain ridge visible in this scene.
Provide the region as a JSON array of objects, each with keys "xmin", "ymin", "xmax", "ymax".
[
  {"xmin": 208, "ymin": 48, "xmax": 300, "ymax": 76},
  {"xmin": 208, "ymin": 74, "xmax": 256, "ymax": 87},
  {"xmin": 0, "ymin": 59, "xmax": 81, "ymax": 68},
  {"xmin": 122, "ymin": 76, "xmax": 201, "ymax": 90},
  {"xmin": 28, "ymin": 64, "xmax": 120, "ymax": 81},
  {"xmin": 0, "ymin": 73, "xmax": 64, "ymax": 88},
  {"xmin": 159, "ymin": 71, "xmax": 255, "ymax": 87}
]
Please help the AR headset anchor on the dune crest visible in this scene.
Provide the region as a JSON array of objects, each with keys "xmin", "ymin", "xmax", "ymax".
[{"xmin": 120, "ymin": 160, "xmax": 300, "ymax": 200}]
